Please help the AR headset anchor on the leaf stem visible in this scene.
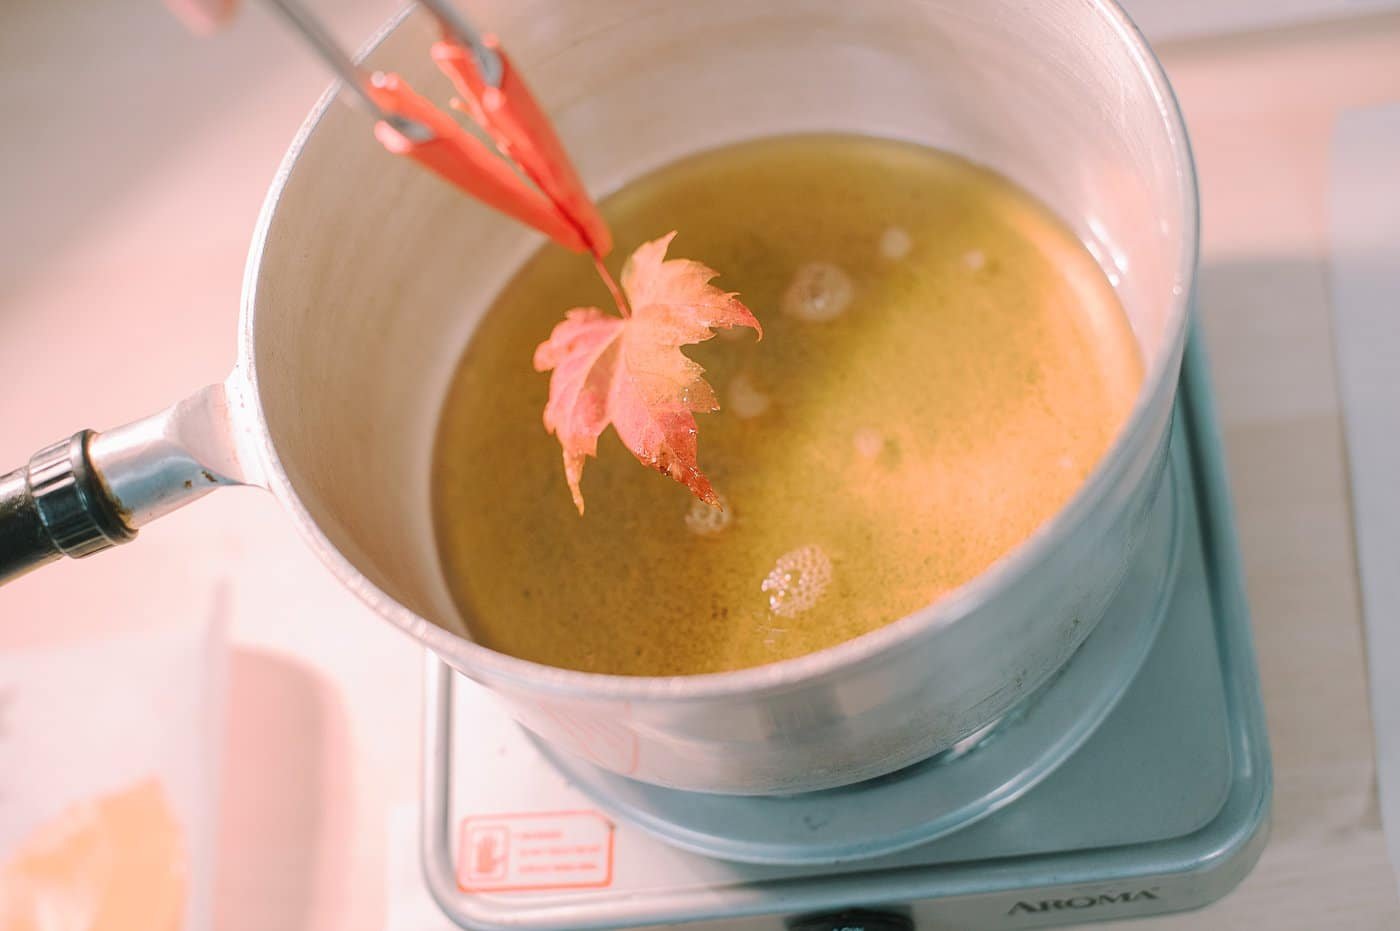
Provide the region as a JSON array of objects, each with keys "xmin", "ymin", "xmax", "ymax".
[{"xmin": 594, "ymin": 255, "xmax": 630, "ymax": 317}]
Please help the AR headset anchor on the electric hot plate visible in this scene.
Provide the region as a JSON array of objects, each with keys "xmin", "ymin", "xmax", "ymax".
[{"xmin": 419, "ymin": 332, "xmax": 1271, "ymax": 930}]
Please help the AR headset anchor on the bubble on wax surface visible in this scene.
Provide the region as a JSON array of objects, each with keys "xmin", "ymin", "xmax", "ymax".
[
  {"xmin": 727, "ymin": 372, "xmax": 771, "ymax": 419},
  {"xmin": 853, "ymin": 427, "xmax": 884, "ymax": 460},
  {"xmin": 761, "ymin": 545, "xmax": 834, "ymax": 617},
  {"xmin": 685, "ymin": 492, "xmax": 731, "ymax": 537},
  {"xmin": 879, "ymin": 226, "xmax": 913, "ymax": 260},
  {"xmin": 782, "ymin": 262, "xmax": 854, "ymax": 323}
]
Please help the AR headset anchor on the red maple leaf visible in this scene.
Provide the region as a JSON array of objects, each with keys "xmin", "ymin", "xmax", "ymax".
[{"xmin": 533, "ymin": 232, "xmax": 761, "ymax": 514}]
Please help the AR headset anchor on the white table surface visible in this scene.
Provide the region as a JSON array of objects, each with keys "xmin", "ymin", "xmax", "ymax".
[
  {"xmin": 1331, "ymin": 100, "xmax": 1400, "ymax": 898},
  {"xmin": 2, "ymin": 3, "xmax": 1398, "ymax": 928}
]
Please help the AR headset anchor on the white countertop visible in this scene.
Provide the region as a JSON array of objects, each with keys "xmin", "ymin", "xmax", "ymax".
[{"xmin": 2, "ymin": 4, "xmax": 1398, "ymax": 928}]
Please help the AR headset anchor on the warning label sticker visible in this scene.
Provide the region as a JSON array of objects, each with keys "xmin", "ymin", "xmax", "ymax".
[{"xmin": 457, "ymin": 811, "xmax": 615, "ymax": 893}]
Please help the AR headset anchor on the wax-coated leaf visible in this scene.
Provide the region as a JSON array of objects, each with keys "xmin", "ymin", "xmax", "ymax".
[{"xmin": 533, "ymin": 232, "xmax": 761, "ymax": 513}]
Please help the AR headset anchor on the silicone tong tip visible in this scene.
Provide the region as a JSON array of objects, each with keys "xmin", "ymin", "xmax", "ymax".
[
  {"xmin": 431, "ymin": 37, "xmax": 613, "ymax": 258},
  {"xmin": 367, "ymin": 74, "xmax": 589, "ymax": 252}
]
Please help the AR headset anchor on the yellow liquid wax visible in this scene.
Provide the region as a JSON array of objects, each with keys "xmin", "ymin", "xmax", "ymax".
[{"xmin": 432, "ymin": 135, "xmax": 1143, "ymax": 676}]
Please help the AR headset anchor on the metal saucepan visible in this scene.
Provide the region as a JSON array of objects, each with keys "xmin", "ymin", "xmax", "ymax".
[{"xmin": 0, "ymin": 0, "xmax": 1195, "ymax": 794}]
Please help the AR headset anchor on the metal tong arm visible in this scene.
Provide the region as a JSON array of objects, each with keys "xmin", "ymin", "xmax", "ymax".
[
  {"xmin": 259, "ymin": 0, "xmax": 426, "ymax": 140},
  {"xmin": 259, "ymin": 0, "xmax": 503, "ymax": 140}
]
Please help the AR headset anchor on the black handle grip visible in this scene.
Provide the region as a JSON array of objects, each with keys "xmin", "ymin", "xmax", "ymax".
[
  {"xmin": 0, "ymin": 466, "xmax": 59, "ymax": 580},
  {"xmin": 0, "ymin": 431, "xmax": 136, "ymax": 586}
]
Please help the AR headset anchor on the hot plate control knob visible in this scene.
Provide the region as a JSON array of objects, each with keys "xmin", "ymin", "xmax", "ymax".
[{"xmin": 789, "ymin": 909, "xmax": 914, "ymax": 931}]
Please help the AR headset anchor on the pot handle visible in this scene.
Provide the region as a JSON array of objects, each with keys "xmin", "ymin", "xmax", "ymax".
[{"xmin": 0, "ymin": 379, "xmax": 260, "ymax": 585}]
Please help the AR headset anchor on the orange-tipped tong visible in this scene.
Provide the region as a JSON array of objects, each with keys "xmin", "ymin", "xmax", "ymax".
[{"xmin": 261, "ymin": 0, "xmax": 610, "ymax": 258}]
